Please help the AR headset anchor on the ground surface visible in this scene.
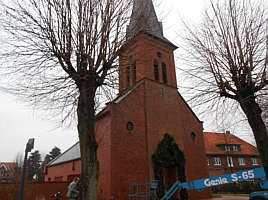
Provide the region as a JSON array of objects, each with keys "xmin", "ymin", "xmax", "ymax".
[{"xmin": 205, "ymin": 195, "xmax": 249, "ymax": 200}]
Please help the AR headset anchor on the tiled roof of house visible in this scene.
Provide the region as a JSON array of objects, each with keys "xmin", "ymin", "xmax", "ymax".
[
  {"xmin": 203, "ymin": 132, "xmax": 259, "ymax": 156},
  {"xmin": 0, "ymin": 162, "xmax": 16, "ymax": 175},
  {"xmin": 46, "ymin": 142, "xmax": 80, "ymax": 167}
]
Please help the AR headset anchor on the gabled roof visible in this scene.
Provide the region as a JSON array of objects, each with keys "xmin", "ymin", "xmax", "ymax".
[
  {"xmin": 113, "ymin": 79, "xmax": 145, "ymax": 104},
  {"xmin": 46, "ymin": 142, "xmax": 80, "ymax": 167},
  {"xmin": 203, "ymin": 132, "xmax": 259, "ymax": 156},
  {"xmin": 48, "ymin": 78, "xmax": 203, "ymax": 166}
]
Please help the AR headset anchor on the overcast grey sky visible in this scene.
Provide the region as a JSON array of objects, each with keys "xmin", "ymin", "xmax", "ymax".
[{"xmin": 0, "ymin": 0, "xmax": 255, "ymax": 162}]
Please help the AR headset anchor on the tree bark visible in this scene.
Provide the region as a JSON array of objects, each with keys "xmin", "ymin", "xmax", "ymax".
[
  {"xmin": 239, "ymin": 96, "xmax": 268, "ymax": 180},
  {"xmin": 77, "ymin": 82, "xmax": 99, "ymax": 200}
]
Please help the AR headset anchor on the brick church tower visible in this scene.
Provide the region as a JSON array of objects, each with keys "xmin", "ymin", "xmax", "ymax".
[
  {"xmin": 119, "ymin": 0, "xmax": 178, "ymax": 92},
  {"xmin": 100, "ymin": 0, "xmax": 211, "ymax": 199},
  {"xmin": 45, "ymin": 1, "xmax": 211, "ymax": 199}
]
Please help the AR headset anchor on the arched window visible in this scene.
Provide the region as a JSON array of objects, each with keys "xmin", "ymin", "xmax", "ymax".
[
  {"xmin": 126, "ymin": 65, "xmax": 130, "ymax": 87},
  {"xmin": 154, "ymin": 60, "xmax": 159, "ymax": 81},
  {"xmin": 162, "ymin": 63, "xmax": 167, "ymax": 84},
  {"xmin": 132, "ymin": 61, "xmax": 136, "ymax": 84},
  {"xmin": 191, "ymin": 132, "xmax": 196, "ymax": 141}
]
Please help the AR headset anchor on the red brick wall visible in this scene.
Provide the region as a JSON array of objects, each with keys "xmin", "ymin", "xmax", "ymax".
[
  {"xmin": 110, "ymin": 83, "xmax": 148, "ymax": 200},
  {"xmin": 45, "ymin": 111, "xmax": 112, "ymax": 200},
  {"xmin": 143, "ymin": 80, "xmax": 210, "ymax": 199},
  {"xmin": 46, "ymin": 33, "xmax": 212, "ymax": 200},
  {"xmin": 0, "ymin": 182, "xmax": 69, "ymax": 200},
  {"xmin": 208, "ymin": 155, "xmax": 262, "ymax": 177},
  {"xmin": 112, "ymin": 33, "xmax": 211, "ymax": 199},
  {"xmin": 95, "ymin": 110, "xmax": 112, "ymax": 200},
  {"xmin": 104, "ymin": 79, "xmax": 211, "ymax": 199},
  {"xmin": 45, "ymin": 160, "xmax": 81, "ymax": 182},
  {"xmin": 45, "ymin": 81, "xmax": 212, "ymax": 199},
  {"xmin": 119, "ymin": 34, "xmax": 177, "ymax": 92}
]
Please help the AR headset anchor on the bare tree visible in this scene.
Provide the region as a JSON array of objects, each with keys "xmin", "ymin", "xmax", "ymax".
[
  {"xmin": 0, "ymin": 0, "xmax": 131, "ymax": 199},
  {"xmin": 178, "ymin": 0, "xmax": 268, "ymax": 178}
]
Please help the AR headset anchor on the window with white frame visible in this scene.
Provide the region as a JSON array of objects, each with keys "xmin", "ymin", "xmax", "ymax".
[
  {"xmin": 233, "ymin": 145, "xmax": 238, "ymax": 151},
  {"xmin": 225, "ymin": 145, "xmax": 231, "ymax": 151},
  {"xmin": 238, "ymin": 158, "xmax": 246, "ymax": 166},
  {"xmin": 207, "ymin": 158, "xmax": 210, "ymax": 166},
  {"xmin": 227, "ymin": 156, "xmax": 233, "ymax": 167},
  {"xmin": 252, "ymin": 158, "xmax": 258, "ymax": 165},
  {"xmin": 214, "ymin": 157, "xmax": 221, "ymax": 165}
]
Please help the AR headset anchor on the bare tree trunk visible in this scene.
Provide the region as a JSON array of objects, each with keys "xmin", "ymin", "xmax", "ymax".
[
  {"xmin": 77, "ymin": 82, "xmax": 99, "ymax": 200},
  {"xmin": 239, "ymin": 96, "xmax": 268, "ymax": 179}
]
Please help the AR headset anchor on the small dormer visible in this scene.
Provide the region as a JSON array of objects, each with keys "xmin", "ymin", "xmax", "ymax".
[{"xmin": 216, "ymin": 144, "xmax": 241, "ymax": 152}]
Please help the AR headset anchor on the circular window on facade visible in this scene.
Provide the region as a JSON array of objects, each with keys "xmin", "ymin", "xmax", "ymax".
[
  {"xmin": 191, "ymin": 132, "xmax": 196, "ymax": 141},
  {"xmin": 126, "ymin": 122, "xmax": 134, "ymax": 131}
]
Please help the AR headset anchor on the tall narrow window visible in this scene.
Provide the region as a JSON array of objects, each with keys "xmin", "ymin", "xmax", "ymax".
[
  {"xmin": 252, "ymin": 158, "xmax": 258, "ymax": 165},
  {"xmin": 233, "ymin": 145, "xmax": 238, "ymax": 151},
  {"xmin": 227, "ymin": 156, "xmax": 233, "ymax": 167},
  {"xmin": 132, "ymin": 61, "xmax": 136, "ymax": 84},
  {"xmin": 126, "ymin": 65, "xmax": 130, "ymax": 87},
  {"xmin": 225, "ymin": 145, "xmax": 231, "ymax": 151},
  {"xmin": 238, "ymin": 158, "xmax": 246, "ymax": 166},
  {"xmin": 162, "ymin": 63, "xmax": 167, "ymax": 84},
  {"xmin": 154, "ymin": 60, "xmax": 159, "ymax": 81}
]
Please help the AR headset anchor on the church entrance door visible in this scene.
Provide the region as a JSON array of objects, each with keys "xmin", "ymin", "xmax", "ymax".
[
  {"xmin": 163, "ymin": 167, "xmax": 179, "ymax": 199},
  {"xmin": 152, "ymin": 134, "xmax": 188, "ymax": 200},
  {"xmin": 163, "ymin": 167, "xmax": 178, "ymax": 189}
]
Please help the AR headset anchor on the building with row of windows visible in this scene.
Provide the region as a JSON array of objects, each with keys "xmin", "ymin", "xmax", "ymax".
[{"xmin": 203, "ymin": 132, "xmax": 261, "ymax": 177}]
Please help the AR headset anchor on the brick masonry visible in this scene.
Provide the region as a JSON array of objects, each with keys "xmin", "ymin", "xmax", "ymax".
[
  {"xmin": 46, "ymin": 32, "xmax": 212, "ymax": 200},
  {"xmin": 0, "ymin": 182, "xmax": 69, "ymax": 200}
]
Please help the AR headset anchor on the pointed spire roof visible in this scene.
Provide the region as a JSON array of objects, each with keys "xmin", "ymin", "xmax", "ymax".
[{"xmin": 127, "ymin": 0, "xmax": 177, "ymax": 49}]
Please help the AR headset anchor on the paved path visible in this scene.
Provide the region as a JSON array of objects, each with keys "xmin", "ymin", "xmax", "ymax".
[{"xmin": 205, "ymin": 195, "xmax": 249, "ymax": 200}]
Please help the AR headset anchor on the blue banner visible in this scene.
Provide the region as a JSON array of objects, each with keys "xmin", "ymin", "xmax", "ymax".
[{"xmin": 183, "ymin": 168, "xmax": 266, "ymax": 190}]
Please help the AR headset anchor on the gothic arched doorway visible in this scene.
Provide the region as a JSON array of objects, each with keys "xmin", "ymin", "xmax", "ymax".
[{"xmin": 152, "ymin": 134, "xmax": 188, "ymax": 200}]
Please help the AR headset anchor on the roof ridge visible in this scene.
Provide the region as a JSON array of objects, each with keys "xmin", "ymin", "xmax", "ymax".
[
  {"xmin": 46, "ymin": 141, "xmax": 79, "ymax": 166},
  {"xmin": 203, "ymin": 132, "xmax": 259, "ymax": 155}
]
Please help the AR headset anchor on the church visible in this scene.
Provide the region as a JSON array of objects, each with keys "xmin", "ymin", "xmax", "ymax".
[{"xmin": 45, "ymin": 0, "xmax": 211, "ymax": 199}]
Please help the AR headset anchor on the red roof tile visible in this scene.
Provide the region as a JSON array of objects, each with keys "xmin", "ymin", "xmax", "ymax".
[
  {"xmin": 0, "ymin": 162, "xmax": 16, "ymax": 174},
  {"xmin": 203, "ymin": 132, "xmax": 259, "ymax": 156}
]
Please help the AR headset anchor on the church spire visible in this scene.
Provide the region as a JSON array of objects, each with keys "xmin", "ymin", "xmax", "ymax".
[{"xmin": 127, "ymin": 0, "xmax": 163, "ymax": 40}]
